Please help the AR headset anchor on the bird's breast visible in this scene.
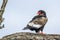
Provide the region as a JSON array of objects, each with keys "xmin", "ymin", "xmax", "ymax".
[{"xmin": 39, "ymin": 17, "xmax": 47, "ymax": 25}]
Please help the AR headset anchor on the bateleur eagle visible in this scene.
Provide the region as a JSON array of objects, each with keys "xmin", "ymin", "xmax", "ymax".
[{"xmin": 23, "ymin": 10, "xmax": 48, "ymax": 34}]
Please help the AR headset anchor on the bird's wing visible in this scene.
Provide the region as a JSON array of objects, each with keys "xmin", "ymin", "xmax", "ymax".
[
  {"xmin": 27, "ymin": 17, "xmax": 48, "ymax": 29},
  {"xmin": 30, "ymin": 15, "xmax": 42, "ymax": 22},
  {"xmin": 27, "ymin": 22, "xmax": 42, "ymax": 28}
]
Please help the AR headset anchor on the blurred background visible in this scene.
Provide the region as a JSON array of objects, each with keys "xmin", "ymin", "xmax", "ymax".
[{"xmin": 0, "ymin": 0, "xmax": 60, "ymax": 38}]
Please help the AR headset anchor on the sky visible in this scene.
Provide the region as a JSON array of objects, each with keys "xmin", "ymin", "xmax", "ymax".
[{"xmin": 0, "ymin": 0, "xmax": 60, "ymax": 38}]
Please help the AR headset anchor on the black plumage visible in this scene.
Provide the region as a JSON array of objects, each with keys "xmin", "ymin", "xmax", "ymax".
[{"xmin": 23, "ymin": 10, "xmax": 48, "ymax": 33}]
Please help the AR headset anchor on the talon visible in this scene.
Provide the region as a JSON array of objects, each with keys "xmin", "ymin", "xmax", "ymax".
[
  {"xmin": 37, "ymin": 31, "xmax": 45, "ymax": 34},
  {"xmin": 40, "ymin": 32, "xmax": 44, "ymax": 34}
]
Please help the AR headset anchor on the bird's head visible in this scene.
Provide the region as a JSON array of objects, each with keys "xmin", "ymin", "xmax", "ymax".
[{"xmin": 37, "ymin": 10, "xmax": 46, "ymax": 16}]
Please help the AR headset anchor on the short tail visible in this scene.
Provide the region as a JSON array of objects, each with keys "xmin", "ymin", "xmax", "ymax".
[
  {"xmin": 0, "ymin": 24, "xmax": 4, "ymax": 29},
  {"xmin": 23, "ymin": 27, "xmax": 28, "ymax": 30}
]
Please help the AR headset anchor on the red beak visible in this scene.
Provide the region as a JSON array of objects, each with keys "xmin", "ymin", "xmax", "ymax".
[{"xmin": 37, "ymin": 12, "xmax": 42, "ymax": 15}]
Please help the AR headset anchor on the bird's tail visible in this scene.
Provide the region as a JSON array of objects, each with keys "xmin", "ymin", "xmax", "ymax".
[{"xmin": 23, "ymin": 27, "xmax": 28, "ymax": 30}]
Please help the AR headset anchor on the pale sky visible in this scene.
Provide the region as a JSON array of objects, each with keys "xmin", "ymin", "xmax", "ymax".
[{"xmin": 0, "ymin": 0, "xmax": 60, "ymax": 38}]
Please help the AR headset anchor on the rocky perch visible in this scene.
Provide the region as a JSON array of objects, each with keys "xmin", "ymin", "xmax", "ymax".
[{"xmin": 0, "ymin": 32, "xmax": 60, "ymax": 40}]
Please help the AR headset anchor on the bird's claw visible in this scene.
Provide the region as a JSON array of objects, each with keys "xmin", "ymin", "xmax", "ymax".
[{"xmin": 38, "ymin": 32, "xmax": 45, "ymax": 34}]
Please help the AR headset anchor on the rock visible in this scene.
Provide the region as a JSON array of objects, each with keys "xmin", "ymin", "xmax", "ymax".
[{"xmin": 0, "ymin": 32, "xmax": 60, "ymax": 40}]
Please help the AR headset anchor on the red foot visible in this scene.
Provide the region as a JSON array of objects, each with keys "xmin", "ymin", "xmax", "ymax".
[
  {"xmin": 40, "ymin": 32, "xmax": 44, "ymax": 34},
  {"xmin": 38, "ymin": 32, "xmax": 45, "ymax": 34}
]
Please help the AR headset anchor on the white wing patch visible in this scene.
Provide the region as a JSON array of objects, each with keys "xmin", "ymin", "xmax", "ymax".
[{"xmin": 28, "ymin": 22, "xmax": 42, "ymax": 28}]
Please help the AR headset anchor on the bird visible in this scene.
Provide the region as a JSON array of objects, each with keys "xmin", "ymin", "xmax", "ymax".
[{"xmin": 23, "ymin": 10, "xmax": 48, "ymax": 34}]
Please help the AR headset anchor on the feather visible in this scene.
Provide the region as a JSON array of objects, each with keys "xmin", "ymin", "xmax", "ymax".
[
  {"xmin": 28, "ymin": 22, "xmax": 42, "ymax": 28},
  {"xmin": 23, "ymin": 10, "xmax": 48, "ymax": 33}
]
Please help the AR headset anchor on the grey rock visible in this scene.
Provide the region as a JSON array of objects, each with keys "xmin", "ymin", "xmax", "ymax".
[{"xmin": 0, "ymin": 32, "xmax": 60, "ymax": 40}]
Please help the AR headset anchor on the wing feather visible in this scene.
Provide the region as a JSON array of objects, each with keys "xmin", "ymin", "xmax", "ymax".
[{"xmin": 27, "ymin": 17, "xmax": 48, "ymax": 28}]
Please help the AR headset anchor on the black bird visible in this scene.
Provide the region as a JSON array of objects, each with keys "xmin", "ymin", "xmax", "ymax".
[{"xmin": 23, "ymin": 10, "xmax": 48, "ymax": 34}]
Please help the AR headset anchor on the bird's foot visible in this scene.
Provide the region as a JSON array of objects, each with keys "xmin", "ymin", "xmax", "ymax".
[
  {"xmin": 38, "ymin": 32, "xmax": 45, "ymax": 34},
  {"xmin": 40, "ymin": 32, "xmax": 44, "ymax": 34}
]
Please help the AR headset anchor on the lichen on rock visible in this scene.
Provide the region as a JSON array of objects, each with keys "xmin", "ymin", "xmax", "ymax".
[{"xmin": 0, "ymin": 32, "xmax": 60, "ymax": 40}]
